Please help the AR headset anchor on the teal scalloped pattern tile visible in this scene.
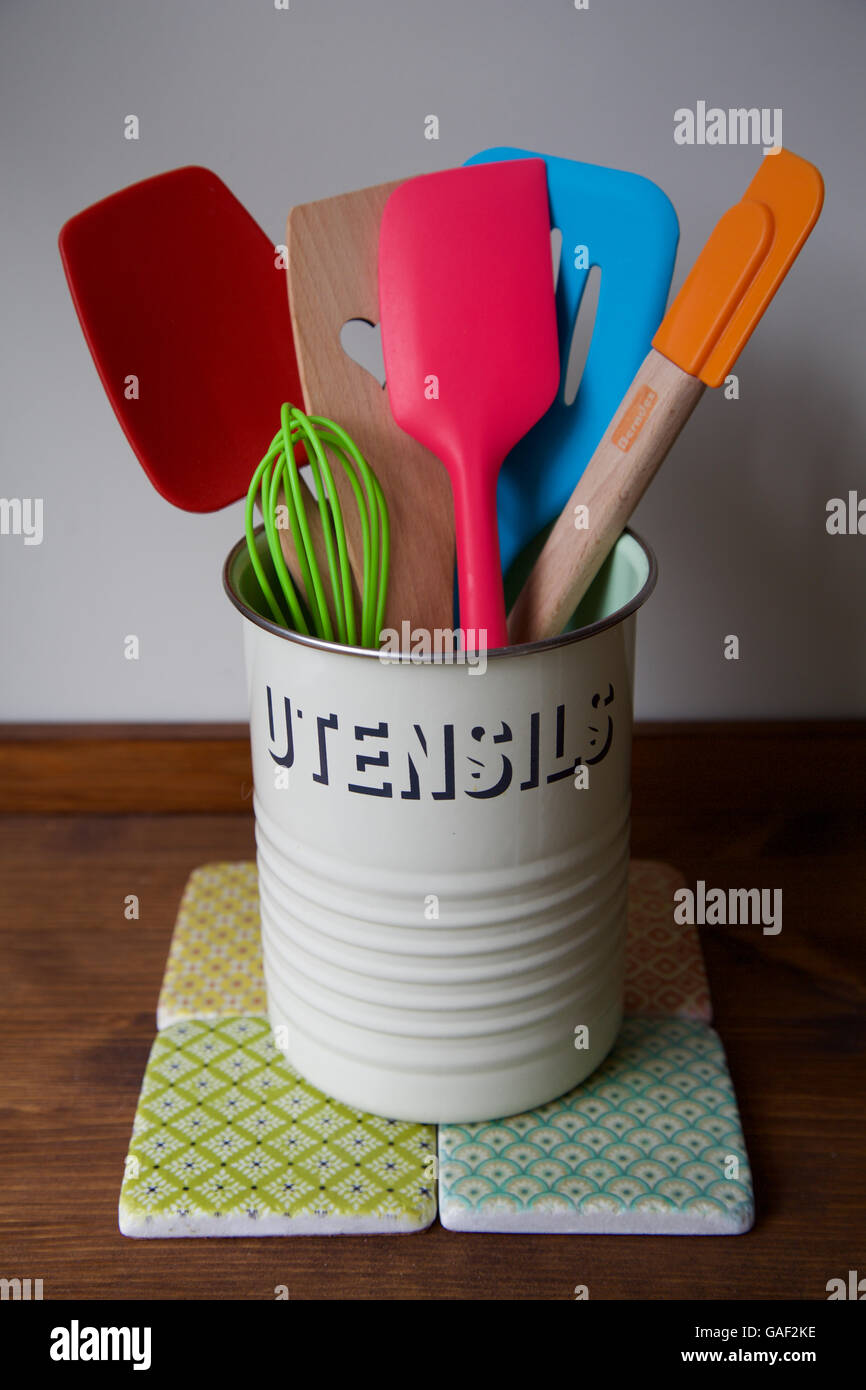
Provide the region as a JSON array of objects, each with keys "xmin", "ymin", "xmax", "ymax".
[
  {"xmin": 119, "ymin": 1017, "xmax": 437, "ymax": 1237},
  {"xmin": 438, "ymin": 1018, "xmax": 753, "ymax": 1234}
]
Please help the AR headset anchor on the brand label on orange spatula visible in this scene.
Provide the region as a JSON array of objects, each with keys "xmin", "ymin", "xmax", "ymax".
[{"xmin": 612, "ymin": 386, "xmax": 658, "ymax": 452}]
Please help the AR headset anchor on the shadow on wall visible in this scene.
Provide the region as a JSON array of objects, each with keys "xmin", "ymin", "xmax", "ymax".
[{"xmin": 636, "ymin": 347, "xmax": 865, "ymax": 717}]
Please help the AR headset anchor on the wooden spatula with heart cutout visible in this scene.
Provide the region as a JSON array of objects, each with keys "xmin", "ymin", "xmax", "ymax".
[{"xmin": 287, "ymin": 182, "xmax": 456, "ymax": 637}]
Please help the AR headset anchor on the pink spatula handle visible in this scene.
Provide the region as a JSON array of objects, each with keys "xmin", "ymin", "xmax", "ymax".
[{"xmin": 450, "ymin": 457, "xmax": 508, "ymax": 650}]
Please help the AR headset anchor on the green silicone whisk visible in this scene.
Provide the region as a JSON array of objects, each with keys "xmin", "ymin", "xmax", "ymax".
[{"xmin": 245, "ymin": 404, "xmax": 389, "ymax": 648}]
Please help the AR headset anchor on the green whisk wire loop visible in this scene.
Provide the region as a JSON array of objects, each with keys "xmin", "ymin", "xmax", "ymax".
[
  {"xmin": 244, "ymin": 442, "xmax": 309, "ymax": 634},
  {"xmin": 244, "ymin": 405, "xmax": 390, "ymax": 650},
  {"xmin": 310, "ymin": 416, "xmax": 390, "ymax": 650}
]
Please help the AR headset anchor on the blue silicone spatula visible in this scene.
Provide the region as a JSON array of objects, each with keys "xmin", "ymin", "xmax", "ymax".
[{"xmin": 464, "ymin": 147, "xmax": 679, "ymax": 580}]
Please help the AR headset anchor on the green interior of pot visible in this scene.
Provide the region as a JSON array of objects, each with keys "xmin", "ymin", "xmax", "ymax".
[
  {"xmin": 567, "ymin": 532, "xmax": 650, "ymax": 630},
  {"xmin": 227, "ymin": 527, "xmax": 651, "ymax": 643},
  {"xmin": 503, "ymin": 522, "xmax": 650, "ymax": 631},
  {"xmin": 230, "ymin": 529, "xmax": 317, "ymax": 631}
]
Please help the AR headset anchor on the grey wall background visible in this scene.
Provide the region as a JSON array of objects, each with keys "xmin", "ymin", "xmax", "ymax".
[{"xmin": 1, "ymin": 0, "xmax": 864, "ymax": 721}]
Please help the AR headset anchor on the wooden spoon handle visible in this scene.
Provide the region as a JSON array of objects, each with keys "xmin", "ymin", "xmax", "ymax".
[{"xmin": 508, "ymin": 349, "xmax": 704, "ymax": 645}]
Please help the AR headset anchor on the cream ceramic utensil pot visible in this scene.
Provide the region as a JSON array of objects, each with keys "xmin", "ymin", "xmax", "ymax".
[{"xmin": 225, "ymin": 527, "xmax": 656, "ymax": 1122}]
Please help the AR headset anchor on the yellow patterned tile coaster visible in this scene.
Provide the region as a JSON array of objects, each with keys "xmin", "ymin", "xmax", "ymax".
[{"xmin": 157, "ymin": 864, "xmax": 265, "ymax": 1028}]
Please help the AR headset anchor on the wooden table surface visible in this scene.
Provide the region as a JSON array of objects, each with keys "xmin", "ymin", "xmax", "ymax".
[{"xmin": 1, "ymin": 723, "xmax": 863, "ymax": 1301}]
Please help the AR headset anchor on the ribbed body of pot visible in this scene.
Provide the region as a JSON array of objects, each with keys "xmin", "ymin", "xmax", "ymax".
[{"xmin": 225, "ymin": 531, "xmax": 655, "ymax": 1122}]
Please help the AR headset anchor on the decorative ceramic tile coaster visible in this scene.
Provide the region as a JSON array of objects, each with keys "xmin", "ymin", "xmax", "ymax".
[
  {"xmin": 156, "ymin": 860, "xmax": 710, "ymax": 1029},
  {"xmin": 119, "ymin": 1016, "xmax": 437, "ymax": 1237},
  {"xmin": 156, "ymin": 863, "xmax": 265, "ymax": 1028},
  {"xmin": 437, "ymin": 1018, "xmax": 753, "ymax": 1235},
  {"xmin": 625, "ymin": 860, "xmax": 711, "ymax": 1021}
]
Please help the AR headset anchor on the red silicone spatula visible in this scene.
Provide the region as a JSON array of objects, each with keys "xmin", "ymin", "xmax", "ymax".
[
  {"xmin": 59, "ymin": 165, "xmax": 303, "ymax": 513},
  {"xmin": 378, "ymin": 160, "xmax": 560, "ymax": 650}
]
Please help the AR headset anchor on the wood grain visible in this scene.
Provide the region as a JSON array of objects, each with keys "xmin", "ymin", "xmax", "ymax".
[
  {"xmin": 0, "ymin": 724, "xmax": 862, "ymax": 1299},
  {"xmin": 2, "ymin": 722, "xmax": 862, "ymax": 814},
  {"xmin": 288, "ymin": 183, "xmax": 456, "ymax": 636},
  {"xmin": 509, "ymin": 350, "xmax": 705, "ymax": 644},
  {"xmin": 0, "ymin": 725, "xmax": 252, "ymax": 814}
]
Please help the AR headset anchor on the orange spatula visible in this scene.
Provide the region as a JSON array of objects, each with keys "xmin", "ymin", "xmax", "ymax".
[{"xmin": 508, "ymin": 148, "xmax": 824, "ymax": 644}]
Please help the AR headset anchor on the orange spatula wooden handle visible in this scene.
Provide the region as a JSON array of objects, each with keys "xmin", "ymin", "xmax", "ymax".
[{"xmin": 508, "ymin": 351, "xmax": 704, "ymax": 644}]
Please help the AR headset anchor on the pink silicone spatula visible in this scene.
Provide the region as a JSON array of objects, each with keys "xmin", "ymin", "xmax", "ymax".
[{"xmin": 378, "ymin": 160, "xmax": 560, "ymax": 650}]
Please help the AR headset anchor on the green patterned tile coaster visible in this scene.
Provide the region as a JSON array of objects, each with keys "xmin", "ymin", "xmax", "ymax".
[
  {"xmin": 438, "ymin": 1018, "xmax": 753, "ymax": 1235},
  {"xmin": 120, "ymin": 1017, "xmax": 437, "ymax": 1237}
]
